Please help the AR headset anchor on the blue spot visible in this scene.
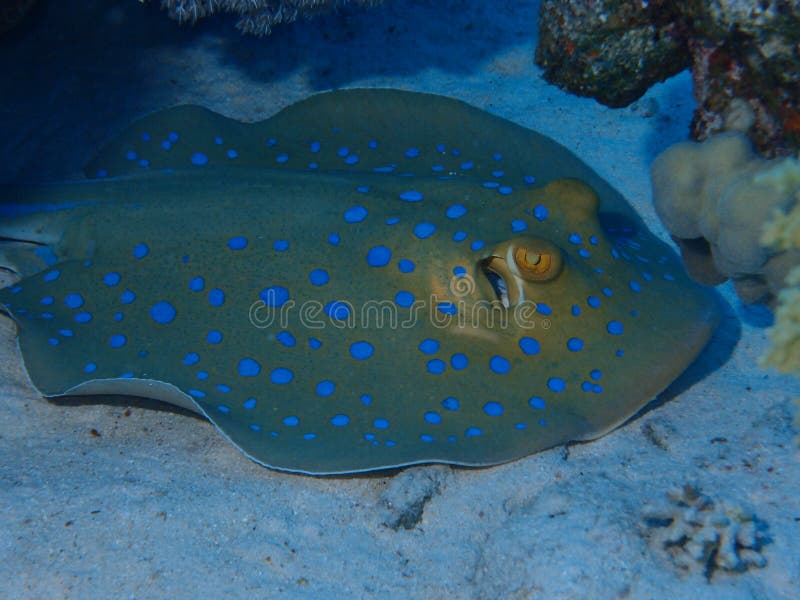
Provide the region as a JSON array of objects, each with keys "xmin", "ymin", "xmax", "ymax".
[
  {"xmin": 547, "ymin": 377, "xmax": 566, "ymax": 393},
  {"xmin": 356, "ymin": 185, "xmax": 370, "ymax": 193},
  {"xmin": 446, "ymin": 205, "xmax": 467, "ymax": 219},
  {"xmin": 208, "ymin": 288, "xmax": 225, "ymax": 306},
  {"xmin": 113, "ymin": 312, "xmax": 124, "ymax": 322},
  {"xmin": 84, "ymin": 362, "xmax": 97, "ymax": 374},
  {"xmin": 373, "ymin": 418, "xmax": 390, "ymax": 430},
  {"xmin": 602, "ymin": 287, "xmax": 613, "ymax": 297},
  {"xmin": 590, "ymin": 369, "xmax": 603, "ymax": 380},
  {"xmin": 453, "ymin": 266, "xmax": 467, "ymax": 277},
  {"xmin": 589, "ymin": 235, "xmax": 599, "ymax": 245},
  {"xmin": 259, "ymin": 285, "xmax": 290, "ymax": 307},
  {"xmin": 483, "ymin": 401, "xmax": 504, "ymax": 416},
  {"xmin": 103, "ymin": 272, "xmax": 121, "ymax": 286},
  {"xmin": 226, "ymin": 149, "xmax": 238, "ymax": 159},
  {"xmin": 482, "ymin": 181, "xmax": 500, "ymax": 189},
  {"xmin": 216, "ymin": 384, "xmax": 231, "ymax": 394},
  {"xmin": 197, "ymin": 371, "xmax": 209, "ymax": 381},
  {"xmin": 587, "ymin": 296, "xmax": 601, "ymax": 308},
  {"xmin": 427, "ymin": 359, "xmax": 446, "ymax": 374},
  {"xmin": 579, "ymin": 249, "xmax": 591, "ymax": 259},
  {"xmin": 493, "ymin": 153, "xmax": 503, "ymax": 160},
  {"xmin": 537, "ymin": 303, "xmax": 553, "ymax": 316},
  {"xmin": 404, "ymin": 147, "xmax": 420, "ymax": 158},
  {"xmin": 74, "ymin": 312, "xmax": 92, "ymax": 323},
  {"xmin": 337, "ymin": 146, "xmax": 349, "ymax": 157},
  {"xmin": 182, "ymin": 352, "xmax": 199, "ymax": 366},
  {"xmin": 227, "ymin": 236, "xmax": 248, "ymax": 250},
  {"xmin": 437, "ymin": 302, "xmax": 457, "ymax": 315},
  {"xmin": 277, "ymin": 331, "xmax": 296, "ymax": 347},
  {"xmin": 238, "ymin": 358, "xmax": 261, "ymax": 377},
  {"xmin": 276, "ymin": 153, "xmax": 289, "ymax": 164},
  {"xmin": 191, "ymin": 152, "xmax": 208, "ymax": 166},
  {"xmin": 529, "ymin": 396, "xmax": 546, "ymax": 409},
  {"xmin": 492, "ymin": 170, "xmax": 504, "ymax": 177},
  {"xmin": 309, "ymin": 338, "xmax": 322, "ymax": 350},
  {"xmin": 395, "ymin": 291, "xmax": 415, "ymax": 307},
  {"xmin": 424, "ymin": 412, "xmax": 442, "ymax": 425},
  {"xmin": 48, "ymin": 338, "xmax": 59, "ymax": 346},
  {"xmin": 360, "ymin": 394, "xmax": 372, "ymax": 406},
  {"xmin": 40, "ymin": 296, "xmax": 54, "ymax": 305},
  {"xmin": 283, "ymin": 416, "xmax": 299, "ymax": 427},
  {"xmin": 567, "ymin": 337, "xmax": 584, "ymax": 352},
  {"xmin": 324, "ymin": 301, "xmax": 351, "ymax": 320},
  {"xmin": 515, "ymin": 423, "xmax": 528, "ymax": 430},
  {"xmin": 571, "ymin": 305, "xmax": 581, "ymax": 316},
  {"xmin": 188, "ymin": 389, "xmax": 206, "ymax": 399},
  {"xmin": 150, "ymin": 301, "xmax": 176, "ymax": 324},
  {"xmin": 519, "ymin": 337, "xmax": 540, "ymax": 355},
  {"xmin": 450, "ymin": 353, "xmax": 468, "ymax": 370},
  {"xmin": 399, "ymin": 190, "xmax": 423, "ymax": 202},
  {"xmin": 607, "ymin": 320, "xmax": 624, "ymax": 335},
  {"xmin": 125, "ymin": 150, "xmax": 137, "ymax": 161},
  {"xmin": 533, "ymin": 205, "xmax": 548, "ymax": 221},
  {"xmin": 470, "ymin": 240, "xmax": 485, "ymax": 251},
  {"xmin": 489, "ymin": 355, "xmax": 511, "ymax": 374},
  {"xmin": 206, "ymin": 330, "xmax": 223, "ymax": 344},
  {"xmin": 581, "ymin": 381, "xmax": 593, "ymax": 392},
  {"xmin": 344, "ymin": 206, "xmax": 368, "ymax": 223},
  {"xmin": 243, "ymin": 398, "xmax": 257, "ymax": 410},
  {"xmin": 511, "ymin": 219, "xmax": 528, "ymax": 232},
  {"xmin": 629, "ymin": 280, "xmax": 642, "ymax": 292},
  {"xmin": 498, "ymin": 186, "xmax": 513, "ymax": 195},
  {"xmin": 616, "ymin": 349, "xmax": 625, "ymax": 357},
  {"xmin": 420, "ymin": 434, "xmax": 434, "ymax": 443},
  {"xmin": 453, "ymin": 231, "xmax": 467, "ymax": 242},
  {"xmin": 167, "ymin": 132, "xmax": 179, "ymax": 143},
  {"xmin": 366, "ymin": 245, "xmax": 391, "ymax": 267},
  {"xmin": 65, "ymin": 293, "xmax": 84, "ymax": 309},
  {"xmin": 568, "ymin": 233, "xmax": 582, "ymax": 245},
  {"xmin": 460, "ymin": 161, "xmax": 474, "ymax": 170},
  {"xmin": 524, "ymin": 175, "xmax": 536, "ymax": 184},
  {"xmin": 414, "ymin": 222, "xmax": 436, "ymax": 239},
  {"xmin": 109, "ymin": 334, "xmax": 127, "ymax": 348},
  {"xmin": 350, "ymin": 341, "xmax": 374, "ymax": 360},
  {"xmin": 271, "ymin": 368, "xmax": 294, "ymax": 385},
  {"xmin": 274, "ymin": 240, "xmax": 289, "ymax": 252},
  {"xmin": 368, "ymin": 140, "xmax": 378, "ymax": 149},
  {"xmin": 331, "ymin": 414, "xmax": 350, "ymax": 427},
  {"xmin": 442, "ymin": 397, "xmax": 460, "ymax": 411},
  {"xmin": 419, "ymin": 338, "xmax": 439, "ymax": 354},
  {"xmin": 386, "ymin": 217, "xmax": 400, "ymax": 225},
  {"xmin": 161, "ymin": 141, "xmax": 171, "ymax": 151},
  {"xmin": 398, "ymin": 259, "xmax": 415, "ymax": 273},
  {"xmin": 310, "ymin": 141, "xmax": 321, "ymax": 153},
  {"xmin": 344, "ymin": 154, "xmax": 359, "ymax": 165},
  {"xmin": 43, "ymin": 270, "xmax": 61, "ymax": 282},
  {"xmin": 189, "ymin": 276, "xmax": 205, "ymax": 292},
  {"xmin": 465, "ymin": 427, "xmax": 483, "ymax": 437},
  {"xmin": 309, "ymin": 269, "xmax": 329, "ymax": 286},
  {"xmin": 133, "ymin": 243, "xmax": 149, "ymax": 259},
  {"xmin": 328, "ymin": 233, "xmax": 340, "ymax": 245}
]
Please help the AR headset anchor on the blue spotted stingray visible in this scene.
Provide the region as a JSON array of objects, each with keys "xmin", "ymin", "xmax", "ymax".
[{"xmin": 0, "ymin": 89, "xmax": 719, "ymax": 474}]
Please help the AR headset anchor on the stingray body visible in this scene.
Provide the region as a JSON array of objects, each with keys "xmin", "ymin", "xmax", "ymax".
[{"xmin": 0, "ymin": 89, "xmax": 719, "ymax": 474}]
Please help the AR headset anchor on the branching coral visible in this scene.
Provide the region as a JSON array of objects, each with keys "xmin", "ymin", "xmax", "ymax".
[
  {"xmin": 157, "ymin": 0, "xmax": 384, "ymax": 35},
  {"xmin": 642, "ymin": 484, "xmax": 769, "ymax": 580}
]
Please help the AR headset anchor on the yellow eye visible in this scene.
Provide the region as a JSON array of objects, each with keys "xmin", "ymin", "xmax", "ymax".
[{"xmin": 512, "ymin": 243, "xmax": 562, "ymax": 281}]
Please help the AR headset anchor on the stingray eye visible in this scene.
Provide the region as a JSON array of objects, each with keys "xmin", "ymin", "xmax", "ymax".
[{"xmin": 512, "ymin": 243, "xmax": 562, "ymax": 282}]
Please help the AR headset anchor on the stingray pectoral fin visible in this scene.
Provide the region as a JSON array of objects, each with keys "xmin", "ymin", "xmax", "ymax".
[{"xmin": 59, "ymin": 379, "xmax": 205, "ymax": 414}]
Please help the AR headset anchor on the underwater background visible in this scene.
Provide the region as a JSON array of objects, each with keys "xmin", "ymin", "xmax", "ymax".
[{"xmin": 0, "ymin": 1, "xmax": 798, "ymax": 597}]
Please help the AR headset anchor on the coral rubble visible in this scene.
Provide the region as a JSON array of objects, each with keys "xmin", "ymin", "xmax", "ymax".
[
  {"xmin": 642, "ymin": 484, "xmax": 769, "ymax": 580},
  {"xmin": 536, "ymin": 0, "xmax": 800, "ymax": 156},
  {"xmin": 157, "ymin": 0, "xmax": 383, "ymax": 35}
]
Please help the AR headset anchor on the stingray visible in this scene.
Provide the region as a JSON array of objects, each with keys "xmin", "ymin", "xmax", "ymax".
[{"xmin": 0, "ymin": 89, "xmax": 720, "ymax": 474}]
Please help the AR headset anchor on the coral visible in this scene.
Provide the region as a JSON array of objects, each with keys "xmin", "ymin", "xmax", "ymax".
[
  {"xmin": 761, "ymin": 198, "xmax": 800, "ymax": 376},
  {"xmin": 536, "ymin": 0, "xmax": 800, "ymax": 156},
  {"xmin": 651, "ymin": 131, "xmax": 800, "ymax": 304},
  {"xmin": 157, "ymin": 0, "xmax": 383, "ymax": 35},
  {"xmin": 642, "ymin": 484, "xmax": 769, "ymax": 580}
]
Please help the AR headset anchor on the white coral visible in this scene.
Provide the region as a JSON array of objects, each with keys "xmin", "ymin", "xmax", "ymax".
[{"xmin": 642, "ymin": 484, "xmax": 768, "ymax": 579}]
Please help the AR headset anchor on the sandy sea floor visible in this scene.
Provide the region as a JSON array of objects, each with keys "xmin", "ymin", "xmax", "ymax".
[{"xmin": 1, "ymin": 1, "xmax": 798, "ymax": 598}]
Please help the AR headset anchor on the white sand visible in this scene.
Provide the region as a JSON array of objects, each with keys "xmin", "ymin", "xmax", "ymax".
[{"xmin": 1, "ymin": 1, "xmax": 798, "ymax": 597}]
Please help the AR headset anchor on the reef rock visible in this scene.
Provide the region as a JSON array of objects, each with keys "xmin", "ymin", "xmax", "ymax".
[
  {"xmin": 158, "ymin": 0, "xmax": 383, "ymax": 35},
  {"xmin": 536, "ymin": 0, "xmax": 800, "ymax": 156}
]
